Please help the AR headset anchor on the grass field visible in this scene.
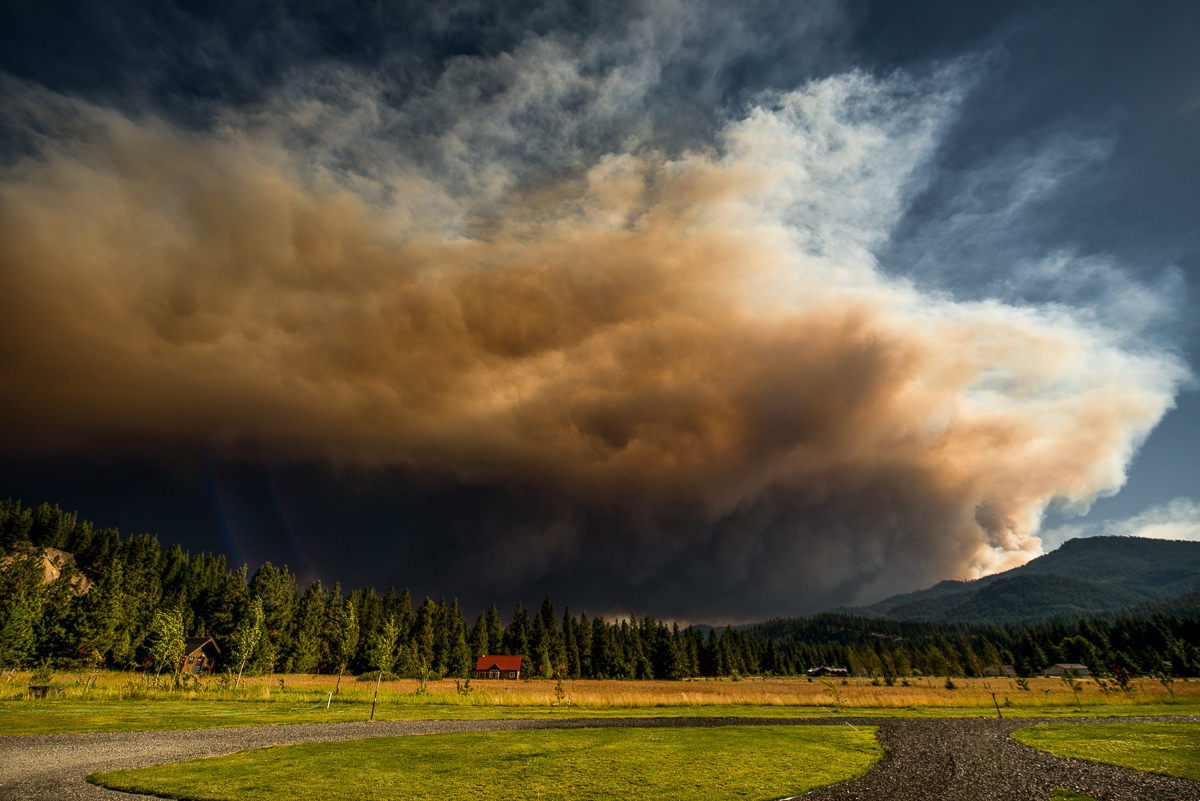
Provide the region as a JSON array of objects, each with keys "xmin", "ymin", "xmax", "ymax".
[
  {"xmin": 90, "ymin": 725, "xmax": 882, "ymax": 801},
  {"xmin": 1051, "ymin": 791, "xmax": 1097, "ymax": 801},
  {"xmin": 1013, "ymin": 722, "xmax": 1200, "ymax": 782},
  {"xmin": 3, "ymin": 670, "xmax": 1198, "ymax": 735}
]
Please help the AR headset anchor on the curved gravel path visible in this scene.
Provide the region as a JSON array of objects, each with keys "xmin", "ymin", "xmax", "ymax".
[
  {"xmin": 800, "ymin": 715, "xmax": 1200, "ymax": 801},
  {"xmin": 1, "ymin": 715, "xmax": 1197, "ymax": 800}
]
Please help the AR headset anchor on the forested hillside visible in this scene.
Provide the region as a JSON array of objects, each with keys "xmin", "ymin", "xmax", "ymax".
[
  {"xmin": 3, "ymin": 499, "xmax": 1199, "ymax": 681},
  {"xmin": 837, "ymin": 536, "xmax": 1200, "ymax": 624}
]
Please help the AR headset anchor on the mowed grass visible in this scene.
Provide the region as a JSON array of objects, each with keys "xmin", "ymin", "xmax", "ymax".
[
  {"xmin": 1013, "ymin": 722, "xmax": 1200, "ymax": 781},
  {"xmin": 90, "ymin": 725, "xmax": 882, "ymax": 801},
  {"xmin": 1051, "ymin": 791, "xmax": 1097, "ymax": 801},
  {"xmin": 5, "ymin": 671, "xmax": 1200, "ymax": 735}
]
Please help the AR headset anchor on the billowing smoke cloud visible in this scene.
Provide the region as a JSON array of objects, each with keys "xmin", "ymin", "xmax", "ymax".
[{"xmin": 0, "ymin": 32, "xmax": 1187, "ymax": 619}]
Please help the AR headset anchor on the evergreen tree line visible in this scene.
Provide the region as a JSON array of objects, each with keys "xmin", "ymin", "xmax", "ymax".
[
  {"xmin": 738, "ymin": 611, "xmax": 1200, "ymax": 679},
  {"xmin": 3, "ymin": 500, "xmax": 1199, "ymax": 680}
]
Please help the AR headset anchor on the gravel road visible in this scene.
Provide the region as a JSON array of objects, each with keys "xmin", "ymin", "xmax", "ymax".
[{"xmin": 1, "ymin": 715, "xmax": 1197, "ymax": 800}]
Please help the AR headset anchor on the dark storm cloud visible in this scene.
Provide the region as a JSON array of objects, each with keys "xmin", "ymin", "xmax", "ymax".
[{"xmin": 0, "ymin": 1, "xmax": 1194, "ymax": 620}]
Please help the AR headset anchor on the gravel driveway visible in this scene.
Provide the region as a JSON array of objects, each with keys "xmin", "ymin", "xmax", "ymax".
[{"xmin": 1, "ymin": 715, "xmax": 1197, "ymax": 800}]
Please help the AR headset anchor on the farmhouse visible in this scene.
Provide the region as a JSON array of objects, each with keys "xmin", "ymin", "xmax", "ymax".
[
  {"xmin": 183, "ymin": 637, "xmax": 220, "ymax": 675},
  {"xmin": 1043, "ymin": 663, "xmax": 1090, "ymax": 677},
  {"xmin": 473, "ymin": 655, "xmax": 522, "ymax": 679},
  {"xmin": 806, "ymin": 666, "xmax": 850, "ymax": 677}
]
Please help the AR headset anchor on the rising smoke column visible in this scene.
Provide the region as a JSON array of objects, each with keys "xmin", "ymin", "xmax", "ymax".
[{"xmin": 0, "ymin": 44, "xmax": 1186, "ymax": 618}]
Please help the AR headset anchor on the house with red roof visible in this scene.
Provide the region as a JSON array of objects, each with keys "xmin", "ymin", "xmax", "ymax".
[{"xmin": 473, "ymin": 655, "xmax": 522, "ymax": 679}]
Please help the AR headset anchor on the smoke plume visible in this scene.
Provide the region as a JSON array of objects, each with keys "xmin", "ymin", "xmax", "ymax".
[{"xmin": 0, "ymin": 39, "xmax": 1186, "ymax": 618}]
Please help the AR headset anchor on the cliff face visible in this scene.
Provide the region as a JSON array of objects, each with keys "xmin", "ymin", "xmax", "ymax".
[{"xmin": 0, "ymin": 545, "xmax": 92, "ymax": 595}]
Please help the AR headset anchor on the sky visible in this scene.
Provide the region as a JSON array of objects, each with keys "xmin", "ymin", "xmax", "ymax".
[{"xmin": 1, "ymin": 0, "xmax": 1198, "ymax": 623}]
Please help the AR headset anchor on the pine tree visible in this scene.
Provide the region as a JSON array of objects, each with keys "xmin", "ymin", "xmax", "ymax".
[
  {"xmin": 0, "ymin": 552, "xmax": 43, "ymax": 668},
  {"xmin": 396, "ymin": 588, "xmax": 416, "ymax": 641},
  {"xmin": 68, "ymin": 560, "xmax": 124, "ymax": 663},
  {"xmin": 446, "ymin": 602, "xmax": 472, "ymax": 679},
  {"xmin": 286, "ymin": 580, "xmax": 327, "ymax": 674},
  {"xmin": 576, "ymin": 611, "xmax": 593, "ymax": 678},
  {"xmin": 250, "ymin": 562, "xmax": 296, "ymax": 672},
  {"xmin": 563, "ymin": 608, "xmax": 580, "ymax": 679},
  {"xmin": 470, "ymin": 613, "xmax": 488, "ymax": 659},
  {"xmin": 414, "ymin": 598, "xmax": 438, "ymax": 668},
  {"xmin": 485, "ymin": 604, "xmax": 503, "ymax": 654},
  {"xmin": 431, "ymin": 599, "xmax": 450, "ymax": 676},
  {"xmin": 502, "ymin": 603, "xmax": 530, "ymax": 662},
  {"xmin": 0, "ymin": 499, "xmax": 34, "ymax": 548}
]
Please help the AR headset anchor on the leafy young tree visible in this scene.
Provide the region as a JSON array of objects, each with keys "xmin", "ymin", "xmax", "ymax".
[
  {"xmin": 148, "ymin": 607, "xmax": 185, "ymax": 686},
  {"xmin": 367, "ymin": 615, "xmax": 399, "ymax": 677},
  {"xmin": 231, "ymin": 596, "xmax": 264, "ymax": 689},
  {"xmin": 325, "ymin": 591, "xmax": 359, "ymax": 694},
  {"xmin": 366, "ymin": 615, "xmax": 399, "ymax": 721}
]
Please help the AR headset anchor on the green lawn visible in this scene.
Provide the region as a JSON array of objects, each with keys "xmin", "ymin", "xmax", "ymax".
[
  {"xmin": 91, "ymin": 725, "xmax": 881, "ymax": 801},
  {"xmin": 5, "ymin": 698, "xmax": 1199, "ymax": 736},
  {"xmin": 1013, "ymin": 722, "xmax": 1200, "ymax": 782},
  {"xmin": 1051, "ymin": 791, "xmax": 1097, "ymax": 801}
]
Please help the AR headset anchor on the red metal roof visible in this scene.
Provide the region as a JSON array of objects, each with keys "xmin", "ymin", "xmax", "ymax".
[{"xmin": 474, "ymin": 655, "xmax": 523, "ymax": 672}]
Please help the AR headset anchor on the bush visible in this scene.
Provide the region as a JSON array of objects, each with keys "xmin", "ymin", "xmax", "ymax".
[
  {"xmin": 30, "ymin": 658, "xmax": 54, "ymax": 685},
  {"xmin": 357, "ymin": 671, "xmax": 400, "ymax": 682}
]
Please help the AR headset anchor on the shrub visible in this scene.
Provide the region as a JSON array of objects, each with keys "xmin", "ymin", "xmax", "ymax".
[{"xmin": 30, "ymin": 658, "xmax": 54, "ymax": 685}]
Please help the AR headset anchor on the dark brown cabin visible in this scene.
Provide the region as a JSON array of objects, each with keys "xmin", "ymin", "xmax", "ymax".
[
  {"xmin": 472, "ymin": 654, "xmax": 522, "ymax": 679},
  {"xmin": 806, "ymin": 666, "xmax": 850, "ymax": 677},
  {"xmin": 183, "ymin": 637, "xmax": 221, "ymax": 675}
]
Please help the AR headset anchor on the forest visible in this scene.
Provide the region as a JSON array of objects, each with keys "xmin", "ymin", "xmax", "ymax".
[{"xmin": 2, "ymin": 499, "xmax": 1199, "ymax": 681}]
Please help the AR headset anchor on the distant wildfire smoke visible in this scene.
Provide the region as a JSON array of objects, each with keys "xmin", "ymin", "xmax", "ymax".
[{"xmin": 0, "ymin": 53, "xmax": 1186, "ymax": 617}]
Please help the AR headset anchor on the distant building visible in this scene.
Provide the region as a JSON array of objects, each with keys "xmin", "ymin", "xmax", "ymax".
[
  {"xmin": 983, "ymin": 665, "xmax": 1017, "ymax": 677},
  {"xmin": 183, "ymin": 637, "xmax": 220, "ymax": 675},
  {"xmin": 806, "ymin": 666, "xmax": 850, "ymax": 678},
  {"xmin": 1043, "ymin": 663, "xmax": 1090, "ymax": 677},
  {"xmin": 473, "ymin": 655, "xmax": 523, "ymax": 679}
]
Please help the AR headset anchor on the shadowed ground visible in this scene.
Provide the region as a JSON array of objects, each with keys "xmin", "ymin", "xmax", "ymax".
[{"xmin": 1, "ymin": 715, "xmax": 1197, "ymax": 800}]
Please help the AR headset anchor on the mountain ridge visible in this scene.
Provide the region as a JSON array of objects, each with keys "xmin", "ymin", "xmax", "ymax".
[{"xmin": 831, "ymin": 535, "xmax": 1200, "ymax": 625}]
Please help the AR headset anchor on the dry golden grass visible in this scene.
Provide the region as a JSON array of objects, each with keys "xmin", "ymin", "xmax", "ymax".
[
  {"xmin": 7, "ymin": 669, "xmax": 1195, "ymax": 713},
  {"xmin": 339, "ymin": 674, "xmax": 1200, "ymax": 711}
]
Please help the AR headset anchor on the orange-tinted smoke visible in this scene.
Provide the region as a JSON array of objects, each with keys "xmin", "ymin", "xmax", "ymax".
[{"xmin": 0, "ymin": 75, "xmax": 1183, "ymax": 609}]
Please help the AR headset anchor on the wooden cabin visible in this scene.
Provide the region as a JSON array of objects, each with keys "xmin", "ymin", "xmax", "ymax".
[
  {"xmin": 472, "ymin": 654, "xmax": 522, "ymax": 679},
  {"xmin": 806, "ymin": 666, "xmax": 850, "ymax": 677},
  {"xmin": 1043, "ymin": 663, "xmax": 1090, "ymax": 677},
  {"xmin": 183, "ymin": 637, "xmax": 221, "ymax": 675}
]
